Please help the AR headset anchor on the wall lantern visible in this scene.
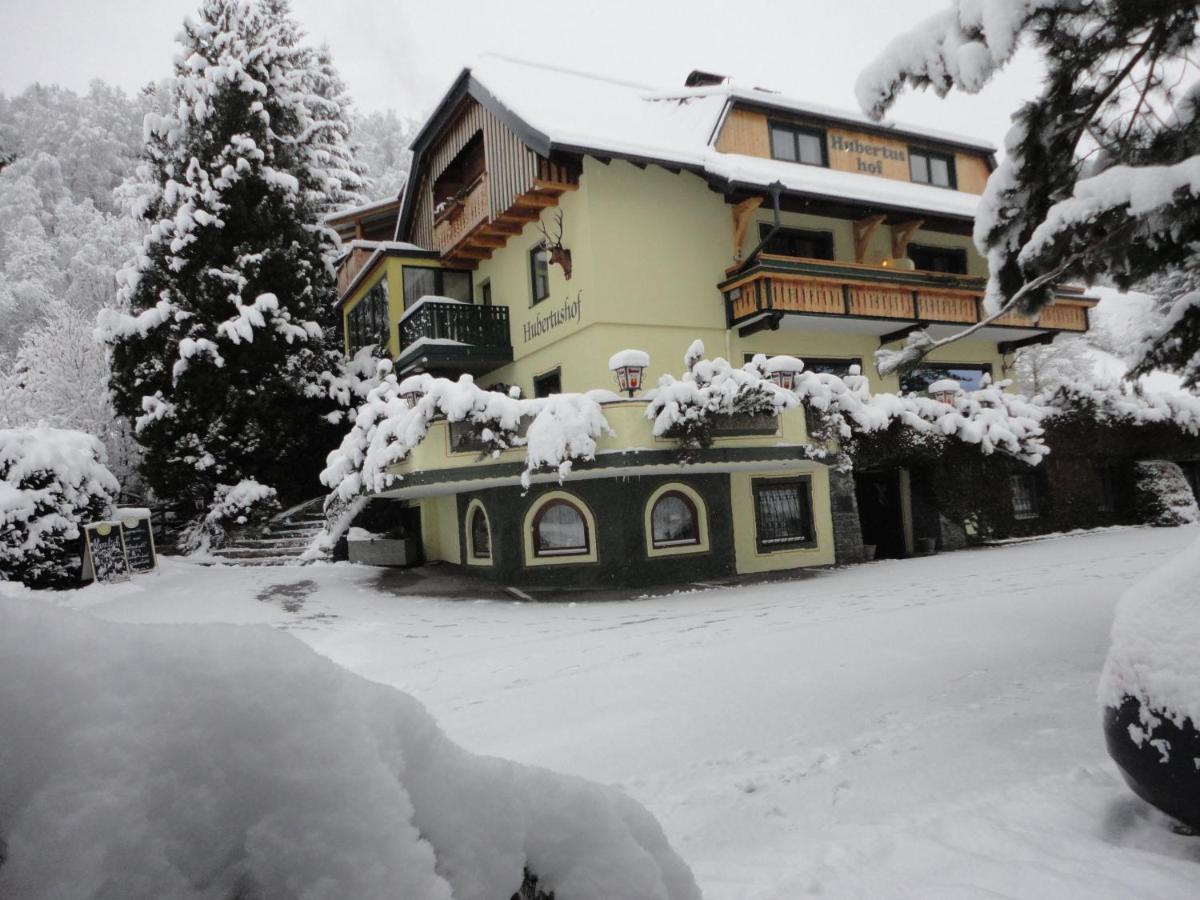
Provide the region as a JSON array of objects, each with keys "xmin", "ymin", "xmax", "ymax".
[
  {"xmin": 608, "ymin": 349, "xmax": 650, "ymax": 397},
  {"xmin": 927, "ymin": 377, "xmax": 962, "ymax": 405},
  {"xmin": 397, "ymin": 375, "xmax": 428, "ymax": 408},
  {"xmin": 763, "ymin": 355, "xmax": 805, "ymax": 391}
]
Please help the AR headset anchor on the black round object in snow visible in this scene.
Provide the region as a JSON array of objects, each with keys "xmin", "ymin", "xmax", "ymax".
[{"xmin": 1104, "ymin": 695, "xmax": 1200, "ymax": 830}]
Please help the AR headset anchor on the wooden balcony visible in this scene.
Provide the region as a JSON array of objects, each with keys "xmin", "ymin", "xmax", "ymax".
[
  {"xmin": 434, "ymin": 159, "xmax": 580, "ymax": 268},
  {"xmin": 433, "ymin": 173, "xmax": 490, "ymax": 257},
  {"xmin": 396, "ymin": 299, "xmax": 513, "ymax": 376},
  {"xmin": 721, "ymin": 255, "xmax": 1092, "ymax": 340}
]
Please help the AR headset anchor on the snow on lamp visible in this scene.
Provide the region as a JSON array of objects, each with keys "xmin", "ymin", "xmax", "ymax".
[
  {"xmin": 608, "ymin": 349, "xmax": 649, "ymax": 397},
  {"xmin": 927, "ymin": 378, "xmax": 961, "ymax": 404},
  {"xmin": 397, "ymin": 375, "xmax": 427, "ymax": 408},
  {"xmin": 763, "ymin": 355, "xmax": 805, "ymax": 391}
]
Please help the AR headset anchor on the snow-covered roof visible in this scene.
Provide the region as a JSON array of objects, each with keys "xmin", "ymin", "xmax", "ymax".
[{"xmin": 463, "ymin": 55, "xmax": 989, "ymax": 221}]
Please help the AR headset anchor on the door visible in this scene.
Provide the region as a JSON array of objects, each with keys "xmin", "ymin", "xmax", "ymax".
[{"xmin": 855, "ymin": 471, "xmax": 907, "ymax": 559}]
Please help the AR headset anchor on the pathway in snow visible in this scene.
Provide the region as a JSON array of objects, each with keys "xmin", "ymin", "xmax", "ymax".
[{"xmin": 49, "ymin": 525, "xmax": 1200, "ymax": 899}]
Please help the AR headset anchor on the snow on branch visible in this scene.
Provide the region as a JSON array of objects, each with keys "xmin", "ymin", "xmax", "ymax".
[{"xmin": 855, "ymin": 0, "xmax": 1065, "ymax": 119}]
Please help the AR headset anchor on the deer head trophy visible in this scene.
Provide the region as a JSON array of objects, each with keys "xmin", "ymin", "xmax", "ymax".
[{"xmin": 536, "ymin": 209, "xmax": 572, "ymax": 280}]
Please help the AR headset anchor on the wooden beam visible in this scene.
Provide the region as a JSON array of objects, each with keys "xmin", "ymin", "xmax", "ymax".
[
  {"xmin": 879, "ymin": 321, "xmax": 926, "ymax": 346},
  {"xmin": 495, "ymin": 208, "xmax": 543, "ymax": 224},
  {"xmin": 854, "ymin": 214, "xmax": 887, "ymax": 264},
  {"xmin": 738, "ymin": 312, "xmax": 783, "ymax": 338},
  {"xmin": 890, "ymin": 219, "xmax": 924, "ymax": 260},
  {"xmin": 471, "ymin": 233, "xmax": 508, "ymax": 248},
  {"xmin": 731, "ymin": 196, "xmax": 763, "ymax": 261},
  {"xmin": 998, "ymin": 331, "xmax": 1056, "ymax": 355},
  {"xmin": 480, "ymin": 221, "xmax": 525, "ymax": 235},
  {"xmin": 510, "ymin": 193, "xmax": 559, "ymax": 209},
  {"xmin": 450, "ymin": 246, "xmax": 493, "ymax": 260}
]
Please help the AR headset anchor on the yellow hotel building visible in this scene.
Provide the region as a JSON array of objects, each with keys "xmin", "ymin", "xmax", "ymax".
[{"xmin": 328, "ymin": 58, "xmax": 1094, "ymax": 588}]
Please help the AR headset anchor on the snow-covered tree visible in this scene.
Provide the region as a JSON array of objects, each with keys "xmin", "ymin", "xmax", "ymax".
[
  {"xmin": 99, "ymin": 0, "xmax": 367, "ymax": 521},
  {"xmin": 352, "ymin": 108, "xmax": 418, "ymax": 200},
  {"xmin": 858, "ymin": 1, "xmax": 1200, "ymax": 376},
  {"xmin": 0, "ymin": 302, "xmax": 141, "ymax": 488},
  {"xmin": 1014, "ymin": 335, "xmax": 1102, "ymax": 396},
  {"xmin": 1129, "ymin": 262, "xmax": 1200, "ymax": 389}
]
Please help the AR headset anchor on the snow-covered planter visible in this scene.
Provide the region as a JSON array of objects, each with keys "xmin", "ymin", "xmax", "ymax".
[
  {"xmin": 182, "ymin": 479, "xmax": 280, "ymax": 552},
  {"xmin": 321, "ymin": 372, "xmax": 612, "ymax": 502},
  {"xmin": 1132, "ymin": 461, "xmax": 1200, "ymax": 526},
  {"xmin": 646, "ymin": 342, "xmax": 799, "ymax": 458},
  {"xmin": 1100, "ymin": 534, "xmax": 1200, "ymax": 830},
  {"xmin": 0, "ymin": 597, "xmax": 701, "ymax": 899},
  {"xmin": 0, "ymin": 426, "xmax": 118, "ymax": 588}
]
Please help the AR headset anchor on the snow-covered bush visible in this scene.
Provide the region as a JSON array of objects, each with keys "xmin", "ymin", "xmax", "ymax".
[
  {"xmin": 1132, "ymin": 461, "xmax": 1200, "ymax": 527},
  {"xmin": 182, "ymin": 479, "xmax": 280, "ymax": 553},
  {"xmin": 1037, "ymin": 379, "xmax": 1200, "ymax": 436},
  {"xmin": 0, "ymin": 426, "xmax": 118, "ymax": 588},
  {"xmin": 0, "ymin": 597, "xmax": 701, "ymax": 900},
  {"xmin": 321, "ymin": 372, "xmax": 613, "ymax": 501},
  {"xmin": 1100, "ymin": 532, "xmax": 1200, "ymax": 829}
]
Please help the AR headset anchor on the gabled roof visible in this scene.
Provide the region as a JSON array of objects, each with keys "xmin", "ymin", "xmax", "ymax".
[{"xmin": 400, "ymin": 55, "xmax": 993, "ymax": 236}]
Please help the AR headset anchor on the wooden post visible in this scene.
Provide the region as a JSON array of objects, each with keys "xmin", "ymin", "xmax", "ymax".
[
  {"xmin": 732, "ymin": 196, "xmax": 763, "ymax": 261},
  {"xmin": 853, "ymin": 214, "xmax": 887, "ymax": 264},
  {"xmin": 890, "ymin": 219, "xmax": 924, "ymax": 260}
]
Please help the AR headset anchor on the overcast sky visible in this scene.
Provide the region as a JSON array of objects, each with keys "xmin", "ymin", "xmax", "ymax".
[{"xmin": 1, "ymin": 0, "xmax": 1044, "ymax": 148}]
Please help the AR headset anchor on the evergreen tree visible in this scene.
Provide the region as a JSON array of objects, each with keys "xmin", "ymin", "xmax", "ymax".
[
  {"xmin": 100, "ymin": 0, "xmax": 365, "ymax": 518},
  {"xmin": 857, "ymin": 1, "xmax": 1200, "ymax": 375}
]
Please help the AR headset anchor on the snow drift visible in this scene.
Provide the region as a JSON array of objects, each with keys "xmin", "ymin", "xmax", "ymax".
[{"xmin": 0, "ymin": 597, "xmax": 700, "ymax": 900}]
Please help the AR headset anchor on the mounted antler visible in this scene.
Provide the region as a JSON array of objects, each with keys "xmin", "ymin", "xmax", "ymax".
[{"xmin": 536, "ymin": 209, "xmax": 572, "ymax": 280}]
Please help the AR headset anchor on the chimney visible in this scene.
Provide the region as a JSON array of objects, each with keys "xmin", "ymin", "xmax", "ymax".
[{"xmin": 684, "ymin": 70, "xmax": 728, "ymax": 88}]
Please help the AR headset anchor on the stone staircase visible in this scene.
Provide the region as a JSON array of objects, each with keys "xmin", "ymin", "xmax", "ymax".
[{"xmin": 204, "ymin": 501, "xmax": 329, "ymax": 567}]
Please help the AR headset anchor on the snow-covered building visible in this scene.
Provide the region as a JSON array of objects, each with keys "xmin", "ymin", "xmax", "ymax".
[{"xmin": 331, "ymin": 57, "xmax": 1100, "ymax": 586}]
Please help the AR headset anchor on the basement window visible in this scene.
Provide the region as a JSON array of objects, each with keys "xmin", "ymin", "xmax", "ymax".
[{"xmin": 752, "ymin": 477, "xmax": 817, "ymax": 552}]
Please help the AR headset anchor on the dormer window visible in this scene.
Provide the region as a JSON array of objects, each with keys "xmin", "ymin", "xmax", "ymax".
[
  {"xmin": 769, "ymin": 121, "xmax": 827, "ymax": 167},
  {"xmin": 909, "ymin": 147, "xmax": 956, "ymax": 188}
]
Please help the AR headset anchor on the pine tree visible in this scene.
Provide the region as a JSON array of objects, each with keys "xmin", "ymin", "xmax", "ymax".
[
  {"xmin": 100, "ymin": 0, "xmax": 366, "ymax": 519},
  {"xmin": 858, "ymin": 1, "xmax": 1200, "ymax": 375}
]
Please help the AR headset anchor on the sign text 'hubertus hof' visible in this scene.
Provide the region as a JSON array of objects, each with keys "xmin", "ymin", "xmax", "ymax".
[
  {"xmin": 523, "ymin": 292, "xmax": 582, "ymax": 342},
  {"xmin": 830, "ymin": 134, "xmax": 907, "ymax": 175}
]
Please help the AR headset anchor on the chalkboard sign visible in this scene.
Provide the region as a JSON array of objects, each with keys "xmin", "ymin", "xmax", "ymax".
[
  {"xmin": 120, "ymin": 515, "xmax": 157, "ymax": 573},
  {"xmin": 83, "ymin": 522, "xmax": 130, "ymax": 584}
]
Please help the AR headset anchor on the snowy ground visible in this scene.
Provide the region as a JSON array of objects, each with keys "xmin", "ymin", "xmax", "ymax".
[{"xmin": 19, "ymin": 525, "xmax": 1200, "ymax": 899}]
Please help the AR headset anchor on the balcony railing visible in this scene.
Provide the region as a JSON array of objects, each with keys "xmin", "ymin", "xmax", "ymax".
[
  {"xmin": 432, "ymin": 173, "xmax": 489, "ymax": 256},
  {"xmin": 721, "ymin": 255, "xmax": 1091, "ymax": 334},
  {"xmin": 396, "ymin": 299, "xmax": 512, "ymax": 375}
]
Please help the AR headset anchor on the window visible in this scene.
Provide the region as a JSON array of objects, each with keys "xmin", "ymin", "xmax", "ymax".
[
  {"xmin": 758, "ymin": 225, "xmax": 834, "ymax": 260},
  {"xmin": 532, "ymin": 499, "xmax": 589, "ymax": 557},
  {"xmin": 909, "ymin": 148, "xmax": 956, "ymax": 188},
  {"xmin": 1011, "ymin": 472, "xmax": 1039, "ymax": 520},
  {"xmin": 742, "ymin": 354, "xmax": 861, "ymax": 377},
  {"xmin": 401, "ymin": 266, "xmax": 473, "ymax": 309},
  {"xmin": 530, "ymin": 246, "xmax": 551, "ymax": 304},
  {"xmin": 479, "ymin": 280, "xmax": 492, "ymax": 306},
  {"xmin": 908, "ymin": 244, "xmax": 968, "ymax": 274},
  {"xmin": 346, "ymin": 277, "xmax": 389, "ymax": 354},
  {"xmin": 468, "ymin": 504, "xmax": 491, "ymax": 560},
  {"xmin": 1097, "ymin": 463, "xmax": 1117, "ymax": 513},
  {"xmin": 900, "ymin": 363, "xmax": 991, "ymax": 394},
  {"xmin": 769, "ymin": 121, "xmax": 827, "ymax": 166},
  {"xmin": 650, "ymin": 491, "xmax": 700, "ymax": 548},
  {"xmin": 753, "ymin": 478, "xmax": 816, "ymax": 551},
  {"xmin": 533, "ymin": 368, "xmax": 561, "ymax": 398}
]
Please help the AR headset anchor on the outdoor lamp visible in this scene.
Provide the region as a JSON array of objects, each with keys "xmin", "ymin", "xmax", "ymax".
[
  {"xmin": 764, "ymin": 355, "xmax": 805, "ymax": 391},
  {"xmin": 397, "ymin": 375, "xmax": 427, "ymax": 408},
  {"xmin": 608, "ymin": 349, "xmax": 650, "ymax": 397},
  {"xmin": 928, "ymin": 378, "xmax": 962, "ymax": 404}
]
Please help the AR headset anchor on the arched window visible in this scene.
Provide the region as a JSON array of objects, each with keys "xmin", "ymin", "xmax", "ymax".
[
  {"xmin": 650, "ymin": 491, "xmax": 700, "ymax": 548},
  {"xmin": 532, "ymin": 499, "xmax": 589, "ymax": 557},
  {"xmin": 468, "ymin": 504, "xmax": 491, "ymax": 560}
]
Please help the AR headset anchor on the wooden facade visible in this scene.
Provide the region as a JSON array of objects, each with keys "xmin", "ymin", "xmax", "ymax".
[
  {"xmin": 714, "ymin": 106, "xmax": 992, "ymax": 195},
  {"xmin": 407, "ymin": 97, "xmax": 580, "ymax": 268}
]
